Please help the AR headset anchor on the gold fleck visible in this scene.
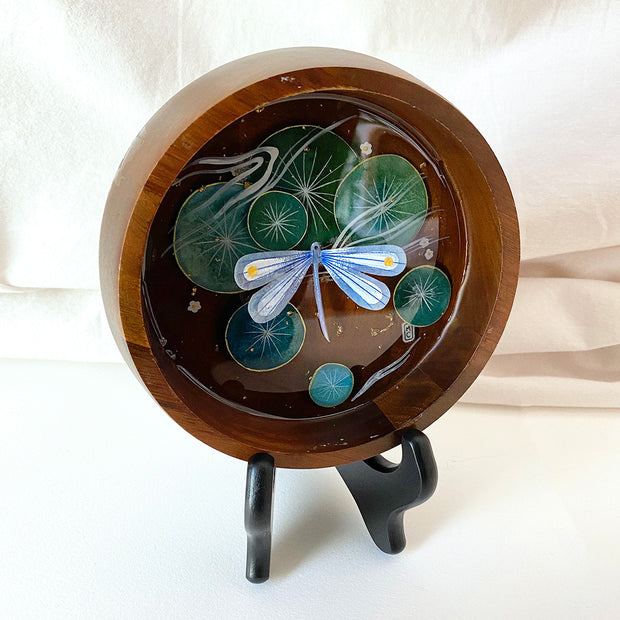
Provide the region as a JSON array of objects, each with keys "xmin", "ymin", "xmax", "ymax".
[
  {"xmin": 255, "ymin": 107, "xmax": 264, "ymax": 113},
  {"xmin": 370, "ymin": 312, "xmax": 394, "ymax": 336},
  {"xmin": 420, "ymin": 162, "xmax": 427, "ymax": 170},
  {"xmin": 379, "ymin": 312, "xmax": 394, "ymax": 333}
]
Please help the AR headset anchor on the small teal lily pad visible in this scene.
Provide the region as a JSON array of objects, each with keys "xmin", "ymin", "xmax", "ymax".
[
  {"xmin": 334, "ymin": 154, "xmax": 428, "ymax": 247},
  {"xmin": 248, "ymin": 191, "xmax": 308, "ymax": 250},
  {"xmin": 174, "ymin": 182, "xmax": 259, "ymax": 293},
  {"xmin": 255, "ymin": 125, "xmax": 359, "ymax": 248},
  {"xmin": 309, "ymin": 363, "xmax": 354, "ymax": 408},
  {"xmin": 225, "ymin": 303, "xmax": 305, "ymax": 372},
  {"xmin": 393, "ymin": 265, "xmax": 451, "ymax": 326}
]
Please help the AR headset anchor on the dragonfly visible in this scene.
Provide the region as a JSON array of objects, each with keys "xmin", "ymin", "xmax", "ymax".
[{"xmin": 234, "ymin": 242, "xmax": 407, "ymax": 341}]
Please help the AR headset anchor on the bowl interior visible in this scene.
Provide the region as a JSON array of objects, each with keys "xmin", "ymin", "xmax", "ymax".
[{"xmin": 138, "ymin": 87, "xmax": 498, "ymax": 456}]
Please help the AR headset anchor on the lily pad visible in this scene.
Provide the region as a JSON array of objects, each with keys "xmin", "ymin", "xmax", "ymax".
[
  {"xmin": 334, "ymin": 154, "xmax": 428, "ymax": 247},
  {"xmin": 309, "ymin": 363, "xmax": 354, "ymax": 407},
  {"xmin": 393, "ymin": 265, "xmax": 451, "ymax": 326},
  {"xmin": 225, "ymin": 303, "xmax": 305, "ymax": 372},
  {"xmin": 255, "ymin": 125, "xmax": 359, "ymax": 248},
  {"xmin": 247, "ymin": 191, "xmax": 308, "ymax": 250},
  {"xmin": 173, "ymin": 182, "xmax": 260, "ymax": 293}
]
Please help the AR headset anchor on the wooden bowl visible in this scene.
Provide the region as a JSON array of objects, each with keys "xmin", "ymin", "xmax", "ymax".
[{"xmin": 100, "ymin": 48, "xmax": 519, "ymax": 468}]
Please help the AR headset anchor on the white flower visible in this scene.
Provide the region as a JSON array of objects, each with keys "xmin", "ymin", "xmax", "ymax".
[
  {"xmin": 424, "ymin": 249, "xmax": 434, "ymax": 260},
  {"xmin": 360, "ymin": 141, "xmax": 372, "ymax": 156},
  {"xmin": 187, "ymin": 300, "xmax": 202, "ymax": 313},
  {"xmin": 418, "ymin": 237, "xmax": 430, "ymax": 248}
]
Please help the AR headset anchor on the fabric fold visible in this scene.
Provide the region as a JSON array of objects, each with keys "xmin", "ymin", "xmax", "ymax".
[
  {"xmin": 0, "ymin": 0, "xmax": 618, "ymax": 409},
  {"xmin": 496, "ymin": 277, "xmax": 620, "ymax": 355},
  {"xmin": 0, "ymin": 289, "xmax": 121, "ymax": 363}
]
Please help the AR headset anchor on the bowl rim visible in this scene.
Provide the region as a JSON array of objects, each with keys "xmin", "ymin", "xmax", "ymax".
[{"xmin": 100, "ymin": 48, "xmax": 520, "ymax": 468}]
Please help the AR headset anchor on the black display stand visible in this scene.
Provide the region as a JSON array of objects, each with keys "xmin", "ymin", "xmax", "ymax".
[{"xmin": 244, "ymin": 429, "xmax": 438, "ymax": 583}]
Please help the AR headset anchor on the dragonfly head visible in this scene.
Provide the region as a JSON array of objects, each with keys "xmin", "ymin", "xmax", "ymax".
[{"xmin": 310, "ymin": 242, "xmax": 321, "ymax": 261}]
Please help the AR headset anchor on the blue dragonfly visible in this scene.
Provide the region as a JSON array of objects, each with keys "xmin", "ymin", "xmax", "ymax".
[{"xmin": 234, "ymin": 242, "xmax": 407, "ymax": 341}]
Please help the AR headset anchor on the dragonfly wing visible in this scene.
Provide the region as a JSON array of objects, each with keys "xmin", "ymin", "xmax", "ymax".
[
  {"xmin": 248, "ymin": 257, "xmax": 312, "ymax": 322},
  {"xmin": 321, "ymin": 245, "xmax": 406, "ymax": 311},
  {"xmin": 235, "ymin": 250, "xmax": 311, "ymax": 290},
  {"xmin": 322, "ymin": 245, "xmax": 407, "ymax": 276},
  {"xmin": 322, "ymin": 259, "xmax": 391, "ymax": 311},
  {"xmin": 238, "ymin": 252, "xmax": 312, "ymax": 323}
]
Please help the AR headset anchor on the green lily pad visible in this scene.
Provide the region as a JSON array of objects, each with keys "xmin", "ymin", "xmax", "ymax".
[
  {"xmin": 173, "ymin": 183, "xmax": 260, "ymax": 293},
  {"xmin": 309, "ymin": 363, "xmax": 354, "ymax": 408},
  {"xmin": 225, "ymin": 303, "xmax": 305, "ymax": 372},
  {"xmin": 393, "ymin": 265, "xmax": 451, "ymax": 326},
  {"xmin": 247, "ymin": 191, "xmax": 308, "ymax": 250},
  {"xmin": 334, "ymin": 154, "xmax": 428, "ymax": 247},
  {"xmin": 255, "ymin": 125, "xmax": 359, "ymax": 248}
]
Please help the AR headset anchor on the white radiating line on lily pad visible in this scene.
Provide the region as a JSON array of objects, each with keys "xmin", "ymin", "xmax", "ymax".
[{"xmin": 171, "ymin": 116, "xmax": 354, "ymax": 255}]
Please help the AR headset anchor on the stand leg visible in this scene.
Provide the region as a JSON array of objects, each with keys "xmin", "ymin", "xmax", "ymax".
[
  {"xmin": 243, "ymin": 430, "xmax": 436, "ymax": 581},
  {"xmin": 336, "ymin": 429, "xmax": 438, "ymax": 554},
  {"xmin": 244, "ymin": 453, "xmax": 275, "ymax": 583}
]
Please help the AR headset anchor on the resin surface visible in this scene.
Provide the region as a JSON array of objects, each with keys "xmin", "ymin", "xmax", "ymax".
[{"xmin": 142, "ymin": 95, "xmax": 463, "ymax": 420}]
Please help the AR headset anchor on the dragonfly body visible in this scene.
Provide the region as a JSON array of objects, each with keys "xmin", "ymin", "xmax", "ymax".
[
  {"xmin": 310, "ymin": 243, "xmax": 329, "ymax": 340},
  {"xmin": 234, "ymin": 243, "xmax": 407, "ymax": 341}
]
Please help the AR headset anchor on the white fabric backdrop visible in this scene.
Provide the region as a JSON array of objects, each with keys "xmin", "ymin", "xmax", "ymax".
[{"xmin": 1, "ymin": 0, "xmax": 619, "ymax": 407}]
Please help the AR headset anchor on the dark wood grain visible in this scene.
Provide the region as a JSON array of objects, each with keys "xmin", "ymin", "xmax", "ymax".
[{"xmin": 100, "ymin": 48, "xmax": 519, "ymax": 468}]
